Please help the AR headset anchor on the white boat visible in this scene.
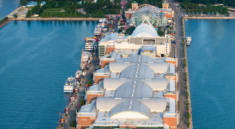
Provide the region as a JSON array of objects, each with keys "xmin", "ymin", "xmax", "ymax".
[
  {"xmin": 85, "ymin": 38, "xmax": 96, "ymax": 52},
  {"xmin": 75, "ymin": 70, "xmax": 82, "ymax": 79},
  {"xmin": 64, "ymin": 76, "xmax": 78, "ymax": 93},
  {"xmin": 94, "ymin": 25, "xmax": 103, "ymax": 36},
  {"xmin": 80, "ymin": 50, "xmax": 91, "ymax": 70},
  {"xmin": 186, "ymin": 37, "xmax": 192, "ymax": 46}
]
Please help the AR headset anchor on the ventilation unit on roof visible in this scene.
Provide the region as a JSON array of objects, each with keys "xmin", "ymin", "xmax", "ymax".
[
  {"xmin": 138, "ymin": 64, "xmax": 140, "ymax": 66},
  {"xmin": 136, "ymin": 68, "xmax": 139, "ymax": 70},
  {"xmin": 131, "ymin": 94, "xmax": 134, "ymax": 97},
  {"xmin": 132, "ymin": 89, "xmax": 135, "ymax": 92},
  {"xmin": 135, "ymin": 75, "xmax": 138, "ymax": 77},
  {"xmin": 130, "ymin": 101, "xmax": 133, "ymax": 104},
  {"xmin": 133, "ymin": 85, "xmax": 136, "ymax": 88},
  {"xmin": 129, "ymin": 106, "xmax": 132, "ymax": 109},
  {"xmin": 134, "ymin": 81, "xmax": 136, "ymax": 83}
]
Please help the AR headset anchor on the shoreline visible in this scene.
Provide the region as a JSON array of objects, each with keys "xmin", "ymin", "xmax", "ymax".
[
  {"xmin": 8, "ymin": 17, "xmax": 100, "ymax": 21},
  {"xmin": 0, "ymin": 20, "xmax": 10, "ymax": 28},
  {"xmin": 184, "ymin": 16, "xmax": 235, "ymax": 19},
  {"xmin": 182, "ymin": 18, "xmax": 193, "ymax": 128}
]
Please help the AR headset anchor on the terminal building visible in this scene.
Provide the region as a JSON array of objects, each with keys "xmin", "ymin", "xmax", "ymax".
[
  {"xmin": 98, "ymin": 24, "xmax": 172, "ymax": 60},
  {"xmin": 77, "ymin": 54, "xmax": 179, "ymax": 129},
  {"xmin": 76, "ymin": 22, "xmax": 179, "ymax": 129},
  {"xmin": 125, "ymin": 1, "xmax": 175, "ymax": 27}
]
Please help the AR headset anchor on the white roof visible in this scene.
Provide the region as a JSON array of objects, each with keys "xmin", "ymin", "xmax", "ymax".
[
  {"xmin": 109, "ymin": 62, "xmax": 134, "ymax": 72},
  {"xmin": 131, "ymin": 24, "xmax": 159, "ymax": 38},
  {"xmin": 137, "ymin": 98, "xmax": 167, "ymax": 112},
  {"xmin": 96, "ymin": 98, "xmax": 126, "ymax": 111},
  {"xmin": 103, "ymin": 78, "xmax": 130, "ymax": 90},
  {"xmin": 142, "ymin": 78, "xmax": 169, "ymax": 90}
]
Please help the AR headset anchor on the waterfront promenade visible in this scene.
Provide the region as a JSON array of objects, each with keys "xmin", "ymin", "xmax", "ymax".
[
  {"xmin": 167, "ymin": 0, "xmax": 193, "ymax": 128},
  {"xmin": 58, "ymin": 56, "xmax": 98, "ymax": 129},
  {"xmin": 8, "ymin": 17, "xmax": 100, "ymax": 21}
]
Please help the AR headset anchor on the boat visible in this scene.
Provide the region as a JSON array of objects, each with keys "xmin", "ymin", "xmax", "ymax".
[
  {"xmin": 64, "ymin": 76, "xmax": 78, "ymax": 93},
  {"xmin": 75, "ymin": 70, "xmax": 82, "ymax": 79},
  {"xmin": 85, "ymin": 38, "xmax": 96, "ymax": 52},
  {"xmin": 80, "ymin": 49, "xmax": 91, "ymax": 70},
  {"xmin": 94, "ymin": 25, "xmax": 103, "ymax": 36},
  {"xmin": 186, "ymin": 37, "xmax": 192, "ymax": 46}
]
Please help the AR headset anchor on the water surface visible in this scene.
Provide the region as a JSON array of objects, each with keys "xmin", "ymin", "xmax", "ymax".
[
  {"xmin": 0, "ymin": 0, "xmax": 18, "ymax": 19},
  {"xmin": 185, "ymin": 19, "xmax": 235, "ymax": 129},
  {"xmin": 0, "ymin": 20, "xmax": 97, "ymax": 128}
]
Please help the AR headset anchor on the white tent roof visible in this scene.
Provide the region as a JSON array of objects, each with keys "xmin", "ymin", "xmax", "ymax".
[
  {"xmin": 96, "ymin": 98, "xmax": 126, "ymax": 111},
  {"xmin": 109, "ymin": 62, "xmax": 134, "ymax": 72},
  {"xmin": 103, "ymin": 78, "xmax": 130, "ymax": 90},
  {"xmin": 137, "ymin": 98, "xmax": 167, "ymax": 112},
  {"xmin": 131, "ymin": 24, "xmax": 159, "ymax": 38},
  {"xmin": 142, "ymin": 78, "xmax": 169, "ymax": 90}
]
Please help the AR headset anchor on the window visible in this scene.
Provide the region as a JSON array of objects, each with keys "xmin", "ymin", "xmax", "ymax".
[{"xmin": 82, "ymin": 119, "xmax": 87, "ymax": 121}]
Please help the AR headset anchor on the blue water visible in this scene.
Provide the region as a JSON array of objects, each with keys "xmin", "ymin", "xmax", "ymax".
[
  {"xmin": 185, "ymin": 19, "xmax": 235, "ymax": 129},
  {"xmin": 0, "ymin": 21, "xmax": 97, "ymax": 128},
  {"xmin": 0, "ymin": 0, "xmax": 19, "ymax": 19}
]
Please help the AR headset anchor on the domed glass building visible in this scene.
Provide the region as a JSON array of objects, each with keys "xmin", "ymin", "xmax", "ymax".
[{"xmin": 132, "ymin": 4, "xmax": 167, "ymax": 27}]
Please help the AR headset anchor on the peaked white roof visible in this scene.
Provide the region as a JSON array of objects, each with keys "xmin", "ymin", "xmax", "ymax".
[{"xmin": 131, "ymin": 24, "xmax": 159, "ymax": 38}]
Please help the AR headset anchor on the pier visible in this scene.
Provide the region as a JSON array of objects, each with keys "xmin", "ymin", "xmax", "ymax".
[{"xmin": 57, "ymin": 54, "xmax": 98, "ymax": 129}]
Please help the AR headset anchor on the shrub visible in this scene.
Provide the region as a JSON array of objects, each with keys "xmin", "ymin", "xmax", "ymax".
[
  {"xmin": 187, "ymin": 112, "xmax": 191, "ymax": 118},
  {"xmin": 79, "ymin": 99, "xmax": 84, "ymax": 105},
  {"xmin": 0, "ymin": 17, "xmax": 9, "ymax": 26},
  {"xmin": 187, "ymin": 120, "xmax": 190, "ymax": 126},
  {"xmin": 87, "ymin": 80, "xmax": 92, "ymax": 86},
  {"xmin": 70, "ymin": 120, "xmax": 76, "ymax": 127}
]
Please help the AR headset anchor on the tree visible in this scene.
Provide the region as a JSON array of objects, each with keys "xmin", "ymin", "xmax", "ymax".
[
  {"xmin": 100, "ymin": 11, "xmax": 104, "ymax": 17},
  {"xmin": 85, "ymin": 12, "xmax": 89, "ymax": 18},
  {"xmin": 20, "ymin": 0, "xmax": 28, "ymax": 6},
  {"xmin": 13, "ymin": 13, "xmax": 18, "ymax": 18},
  {"xmin": 157, "ymin": 30, "xmax": 164, "ymax": 36},
  {"xmin": 92, "ymin": 11, "xmax": 95, "ymax": 17}
]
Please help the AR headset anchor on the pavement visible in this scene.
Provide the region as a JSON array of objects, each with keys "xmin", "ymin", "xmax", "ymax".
[
  {"xmin": 58, "ymin": 55, "xmax": 98, "ymax": 129},
  {"xmin": 167, "ymin": 0, "xmax": 189, "ymax": 129}
]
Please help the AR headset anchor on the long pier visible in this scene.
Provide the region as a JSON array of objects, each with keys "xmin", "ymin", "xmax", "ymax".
[
  {"xmin": 184, "ymin": 16, "xmax": 235, "ymax": 19},
  {"xmin": 8, "ymin": 17, "xmax": 100, "ymax": 21}
]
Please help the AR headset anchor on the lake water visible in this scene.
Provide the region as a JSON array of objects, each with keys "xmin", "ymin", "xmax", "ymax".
[
  {"xmin": 185, "ymin": 19, "xmax": 235, "ymax": 129},
  {"xmin": 0, "ymin": 0, "xmax": 19, "ymax": 19},
  {"xmin": 0, "ymin": 21, "xmax": 97, "ymax": 128}
]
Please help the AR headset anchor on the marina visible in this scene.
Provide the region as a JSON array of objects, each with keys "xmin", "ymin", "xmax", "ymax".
[{"xmin": 0, "ymin": 20, "xmax": 97, "ymax": 128}]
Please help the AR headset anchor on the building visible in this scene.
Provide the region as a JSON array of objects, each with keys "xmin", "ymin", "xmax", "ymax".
[
  {"xmin": 77, "ymin": 54, "xmax": 179, "ymax": 129},
  {"xmin": 125, "ymin": 1, "xmax": 175, "ymax": 26},
  {"xmin": 98, "ymin": 24, "xmax": 172, "ymax": 60},
  {"xmin": 76, "ymin": 22, "xmax": 179, "ymax": 129}
]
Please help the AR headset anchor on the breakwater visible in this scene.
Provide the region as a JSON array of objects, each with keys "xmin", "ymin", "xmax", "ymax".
[
  {"xmin": 182, "ymin": 18, "xmax": 193, "ymax": 129},
  {"xmin": 9, "ymin": 17, "xmax": 100, "ymax": 21},
  {"xmin": 184, "ymin": 16, "xmax": 235, "ymax": 19}
]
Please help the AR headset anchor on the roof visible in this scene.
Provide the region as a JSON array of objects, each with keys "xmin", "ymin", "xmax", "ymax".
[{"xmin": 131, "ymin": 24, "xmax": 159, "ymax": 38}]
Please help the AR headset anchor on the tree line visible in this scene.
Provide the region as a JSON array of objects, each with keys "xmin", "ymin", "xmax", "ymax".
[
  {"xmin": 125, "ymin": 0, "xmax": 162, "ymax": 9},
  {"xmin": 180, "ymin": 3, "xmax": 229, "ymax": 15},
  {"xmin": 177, "ymin": 0, "xmax": 235, "ymax": 8}
]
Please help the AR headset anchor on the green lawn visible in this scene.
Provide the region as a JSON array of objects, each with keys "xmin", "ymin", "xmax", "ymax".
[{"xmin": 44, "ymin": 8, "xmax": 64, "ymax": 12}]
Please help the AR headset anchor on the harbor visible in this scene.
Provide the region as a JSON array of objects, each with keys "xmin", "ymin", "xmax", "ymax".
[{"xmin": 57, "ymin": 16, "xmax": 119, "ymax": 129}]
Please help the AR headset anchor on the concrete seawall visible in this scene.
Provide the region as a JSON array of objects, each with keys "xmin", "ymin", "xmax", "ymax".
[
  {"xmin": 9, "ymin": 17, "xmax": 100, "ymax": 21},
  {"xmin": 0, "ymin": 20, "xmax": 10, "ymax": 28},
  {"xmin": 182, "ymin": 18, "xmax": 193, "ymax": 129},
  {"xmin": 184, "ymin": 16, "xmax": 235, "ymax": 19}
]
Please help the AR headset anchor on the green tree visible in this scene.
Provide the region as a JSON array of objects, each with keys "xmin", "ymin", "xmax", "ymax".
[
  {"xmin": 157, "ymin": 30, "xmax": 164, "ymax": 36},
  {"xmin": 100, "ymin": 11, "xmax": 104, "ymax": 17},
  {"xmin": 92, "ymin": 11, "xmax": 95, "ymax": 17},
  {"xmin": 85, "ymin": 12, "xmax": 89, "ymax": 18},
  {"xmin": 74, "ymin": 12, "xmax": 78, "ymax": 17},
  {"xmin": 20, "ymin": 0, "xmax": 28, "ymax": 6}
]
